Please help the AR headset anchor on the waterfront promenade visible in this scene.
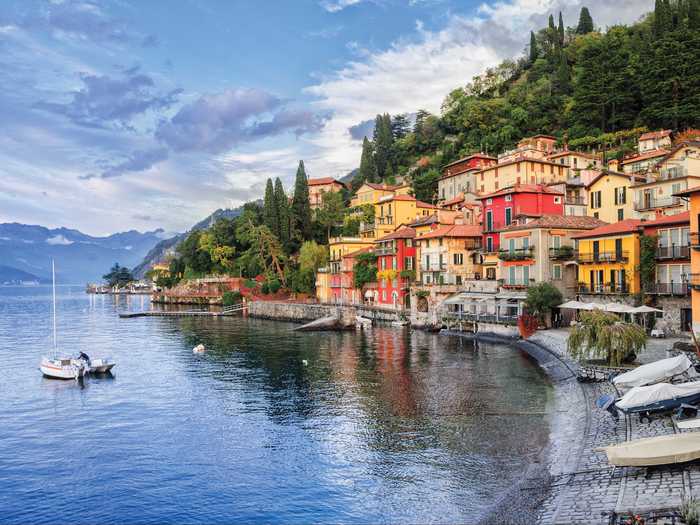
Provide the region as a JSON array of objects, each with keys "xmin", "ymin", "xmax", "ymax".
[{"xmin": 523, "ymin": 330, "xmax": 696, "ymax": 525}]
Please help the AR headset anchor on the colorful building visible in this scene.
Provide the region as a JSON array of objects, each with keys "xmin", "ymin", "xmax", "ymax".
[
  {"xmin": 308, "ymin": 177, "xmax": 346, "ymax": 210},
  {"xmin": 374, "ymin": 194, "xmax": 437, "ymax": 239},
  {"xmin": 586, "ymin": 170, "xmax": 641, "ymax": 223},
  {"xmin": 571, "ymin": 219, "xmax": 644, "ymax": 296},
  {"xmin": 674, "ymin": 186, "xmax": 700, "ymax": 333},
  {"xmin": 621, "ymin": 149, "xmax": 669, "ymax": 174},
  {"xmin": 374, "ymin": 227, "xmax": 416, "ymax": 310},
  {"xmin": 547, "ymin": 149, "xmax": 602, "ymax": 179},
  {"xmin": 328, "ymin": 237, "xmax": 374, "ymax": 273},
  {"xmin": 497, "ymin": 215, "xmax": 605, "ymax": 297},
  {"xmin": 415, "ymin": 224, "xmax": 482, "ymax": 286},
  {"xmin": 349, "ymin": 182, "xmax": 411, "ymax": 208},
  {"xmin": 438, "ymin": 153, "xmax": 496, "ymax": 203},
  {"xmin": 315, "ymin": 267, "xmax": 333, "ymax": 303},
  {"xmin": 638, "ymin": 130, "xmax": 673, "ymax": 153},
  {"xmin": 329, "ymin": 247, "xmax": 373, "ymax": 305}
]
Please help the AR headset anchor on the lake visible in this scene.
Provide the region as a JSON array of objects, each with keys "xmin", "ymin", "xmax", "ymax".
[{"xmin": 0, "ymin": 286, "xmax": 553, "ymax": 524}]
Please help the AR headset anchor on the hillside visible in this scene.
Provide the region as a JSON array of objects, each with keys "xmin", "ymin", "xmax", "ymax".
[
  {"xmin": 351, "ymin": 2, "xmax": 700, "ymax": 200},
  {"xmin": 0, "ymin": 265, "xmax": 47, "ymax": 285},
  {"xmin": 132, "ymin": 206, "xmax": 248, "ymax": 278},
  {"xmin": 0, "ymin": 223, "xmax": 167, "ymax": 283}
]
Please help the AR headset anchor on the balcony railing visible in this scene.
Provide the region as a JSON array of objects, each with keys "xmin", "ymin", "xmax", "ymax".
[
  {"xmin": 576, "ymin": 251, "xmax": 629, "ymax": 264},
  {"xmin": 374, "ymin": 247, "xmax": 396, "ymax": 256},
  {"xmin": 499, "ymin": 278, "xmax": 534, "ymax": 289},
  {"xmin": 464, "ymin": 240, "xmax": 482, "ymax": 250},
  {"xmin": 578, "ymin": 283, "xmax": 629, "ymax": 294},
  {"xmin": 565, "ymin": 196, "xmax": 586, "ymax": 206},
  {"xmin": 497, "ymin": 247, "xmax": 535, "ymax": 261},
  {"xmin": 644, "ymin": 282, "xmax": 689, "ymax": 296},
  {"xmin": 634, "ymin": 196, "xmax": 681, "ymax": 211},
  {"xmin": 377, "ymin": 216, "xmax": 394, "ymax": 225},
  {"xmin": 444, "ymin": 312, "xmax": 518, "ymax": 325},
  {"xmin": 483, "ymin": 220, "xmax": 507, "ymax": 233},
  {"xmin": 656, "ymin": 245, "xmax": 690, "ymax": 259},
  {"xmin": 549, "ymin": 246, "xmax": 575, "ymax": 260}
]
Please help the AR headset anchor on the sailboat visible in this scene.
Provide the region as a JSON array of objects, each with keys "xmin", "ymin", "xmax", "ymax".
[{"xmin": 39, "ymin": 261, "xmax": 89, "ymax": 380}]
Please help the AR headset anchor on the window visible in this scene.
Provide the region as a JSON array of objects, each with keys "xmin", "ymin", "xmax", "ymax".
[
  {"xmin": 486, "ymin": 236, "xmax": 493, "ymax": 252},
  {"xmin": 392, "ymin": 257, "xmax": 397, "ymax": 270},
  {"xmin": 552, "ymin": 264, "xmax": 562, "ymax": 280},
  {"xmin": 522, "ymin": 237, "xmax": 530, "ymax": 249},
  {"xmin": 406, "ymin": 239, "xmax": 413, "ymax": 247},
  {"xmin": 456, "ymin": 275, "xmax": 462, "ymax": 285},
  {"xmin": 591, "ymin": 191, "xmax": 602, "ymax": 209},
  {"xmin": 509, "ymin": 238, "xmax": 516, "ymax": 252},
  {"xmin": 593, "ymin": 212, "xmax": 599, "ymax": 219},
  {"xmin": 486, "ymin": 211, "xmax": 493, "ymax": 231},
  {"xmin": 554, "ymin": 196, "xmax": 561, "ymax": 204},
  {"xmin": 505, "ymin": 194, "xmax": 512, "ymax": 202},
  {"xmin": 523, "ymin": 265, "xmax": 530, "ymax": 283},
  {"xmin": 505, "ymin": 207, "xmax": 512, "ymax": 225},
  {"xmin": 617, "ymin": 208, "xmax": 624, "ymax": 221},
  {"xmin": 486, "ymin": 198, "xmax": 492, "ymax": 205},
  {"xmin": 614, "ymin": 187, "xmax": 626, "ymax": 205},
  {"xmin": 509, "ymin": 266, "xmax": 516, "ymax": 285},
  {"xmin": 453, "ymin": 253, "xmax": 464, "ymax": 265},
  {"xmin": 552, "ymin": 235, "xmax": 561, "ymax": 249},
  {"xmin": 424, "ymin": 255, "xmax": 430, "ymax": 268},
  {"xmin": 404, "ymin": 257, "xmax": 414, "ymax": 270}
]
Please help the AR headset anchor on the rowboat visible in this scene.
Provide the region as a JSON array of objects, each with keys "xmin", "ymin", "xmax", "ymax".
[{"xmin": 598, "ymin": 433, "xmax": 700, "ymax": 467}]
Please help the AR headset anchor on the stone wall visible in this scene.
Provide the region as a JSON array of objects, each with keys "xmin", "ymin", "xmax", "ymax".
[
  {"xmin": 656, "ymin": 296, "xmax": 691, "ymax": 334},
  {"xmin": 248, "ymin": 301, "xmax": 402, "ymax": 325}
]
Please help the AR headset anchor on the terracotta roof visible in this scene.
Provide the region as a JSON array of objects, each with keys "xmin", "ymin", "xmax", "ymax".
[
  {"xmin": 308, "ymin": 177, "xmax": 344, "ymax": 186},
  {"xmin": 523, "ymin": 134, "xmax": 557, "ymax": 141},
  {"xmin": 570, "ymin": 219, "xmax": 644, "ymax": 239},
  {"xmin": 441, "ymin": 193, "xmax": 465, "ymax": 207},
  {"xmin": 656, "ymin": 140, "xmax": 700, "ymax": 165},
  {"xmin": 674, "ymin": 184, "xmax": 700, "ymax": 197},
  {"xmin": 476, "ymin": 184, "xmax": 563, "ymax": 200},
  {"xmin": 621, "ymin": 148, "xmax": 670, "ymax": 165},
  {"xmin": 408, "ymin": 214, "xmax": 439, "ymax": 227},
  {"xmin": 547, "ymin": 150, "xmax": 599, "ymax": 160},
  {"xmin": 585, "ymin": 169, "xmax": 644, "ymax": 188},
  {"xmin": 416, "ymin": 200, "xmax": 438, "ymax": 209},
  {"xmin": 482, "ymin": 156, "xmax": 564, "ymax": 172},
  {"xmin": 416, "ymin": 224, "xmax": 481, "ymax": 240},
  {"xmin": 500, "ymin": 215, "xmax": 607, "ymax": 232},
  {"xmin": 376, "ymin": 227, "xmax": 416, "ymax": 241},
  {"xmin": 343, "ymin": 246, "xmax": 374, "ymax": 258},
  {"xmin": 639, "ymin": 130, "xmax": 672, "ymax": 141},
  {"xmin": 363, "ymin": 182, "xmax": 403, "ymax": 191},
  {"xmin": 441, "ymin": 153, "xmax": 497, "ymax": 169},
  {"xmin": 641, "ymin": 211, "xmax": 689, "ymax": 227}
]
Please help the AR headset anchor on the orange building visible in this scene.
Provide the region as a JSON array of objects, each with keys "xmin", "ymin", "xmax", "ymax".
[
  {"xmin": 308, "ymin": 177, "xmax": 346, "ymax": 210},
  {"xmin": 674, "ymin": 186, "xmax": 700, "ymax": 333}
]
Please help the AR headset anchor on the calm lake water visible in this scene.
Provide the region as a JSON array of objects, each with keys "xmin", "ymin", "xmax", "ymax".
[{"xmin": 0, "ymin": 286, "xmax": 553, "ymax": 524}]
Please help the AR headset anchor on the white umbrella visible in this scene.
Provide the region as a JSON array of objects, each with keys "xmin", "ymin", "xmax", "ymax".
[
  {"xmin": 559, "ymin": 300, "xmax": 585, "ymax": 309},
  {"xmin": 631, "ymin": 305, "xmax": 663, "ymax": 314},
  {"xmin": 604, "ymin": 303, "xmax": 636, "ymax": 313}
]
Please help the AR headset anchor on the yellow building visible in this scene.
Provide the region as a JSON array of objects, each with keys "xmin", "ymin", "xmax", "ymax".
[
  {"xmin": 315, "ymin": 268, "xmax": 333, "ymax": 303},
  {"xmin": 374, "ymin": 194, "xmax": 437, "ymax": 239},
  {"xmin": 547, "ymin": 149, "xmax": 602, "ymax": 179},
  {"xmin": 328, "ymin": 237, "xmax": 375, "ymax": 272},
  {"xmin": 308, "ymin": 177, "xmax": 346, "ymax": 210},
  {"xmin": 586, "ymin": 170, "xmax": 641, "ymax": 223},
  {"xmin": 349, "ymin": 182, "xmax": 411, "ymax": 208},
  {"xmin": 674, "ymin": 186, "xmax": 700, "ymax": 333},
  {"xmin": 475, "ymin": 158, "xmax": 568, "ymax": 195},
  {"xmin": 571, "ymin": 219, "xmax": 643, "ymax": 296}
]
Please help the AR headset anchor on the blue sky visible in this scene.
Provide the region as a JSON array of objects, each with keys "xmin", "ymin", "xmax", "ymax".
[{"xmin": 0, "ymin": 0, "xmax": 651, "ymax": 235}]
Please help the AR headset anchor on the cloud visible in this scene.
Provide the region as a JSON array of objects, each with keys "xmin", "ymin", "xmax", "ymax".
[
  {"xmin": 155, "ymin": 88, "xmax": 328, "ymax": 154},
  {"xmin": 97, "ymin": 147, "xmax": 170, "ymax": 179},
  {"xmin": 348, "ymin": 118, "xmax": 375, "ymax": 141},
  {"xmin": 36, "ymin": 71, "xmax": 182, "ymax": 129},
  {"xmin": 46, "ymin": 234, "xmax": 73, "ymax": 245},
  {"xmin": 306, "ymin": 25, "xmax": 344, "ymax": 39},
  {"xmin": 319, "ymin": 0, "xmax": 364, "ymax": 12}
]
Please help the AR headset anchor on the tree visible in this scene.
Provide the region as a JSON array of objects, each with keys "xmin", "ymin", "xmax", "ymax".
[
  {"xmin": 576, "ymin": 6, "xmax": 594, "ymax": 34},
  {"xmin": 555, "ymin": 49, "xmax": 570, "ymax": 93},
  {"xmin": 291, "ymin": 160, "xmax": 312, "ymax": 243},
  {"xmin": 568, "ymin": 311, "xmax": 647, "ymax": 366},
  {"xmin": 353, "ymin": 252, "xmax": 377, "ymax": 289},
  {"xmin": 236, "ymin": 218, "xmax": 287, "ymax": 285},
  {"xmin": 373, "ymin": 113, "xmax": 393, "ymax": 179},
  {"xmin": 103, "ymin": 263, "xmax": 134, "ymax": 288},
  {"xmin": 391, "ymin": 113, "xmax": 411, "ymax": 140},
  {"xmin": 357, "ymin": 137, "xmax": 377, "ymax": 188},
  {"xmin": 412, "ymin": 168, "xmax": 441, "ymax": 203},
  {"xmin": 529, "ymin": 31, "xmax": 539, "ymax": 62},
  {"xmin": 315, "ymin": 191, "xmax": 345, "ymax": 240},
  {"xmin": 274, "ymin": 178, "xmax": 290, "ymax": 247},
  {"xmin": 557, "ymin": 12, "xmax": 565, "ymax": 45},
  {"xmin": 524, "ymin": 282, "xmax": 563, "ymax": 325},
  {"xmin": 263, "ymin": 178, "xmax": 279, "ymax": 238}
]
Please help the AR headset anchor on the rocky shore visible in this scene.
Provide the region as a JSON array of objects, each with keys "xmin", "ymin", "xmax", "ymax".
[{"xmin": 470, "ymin": 329, "xmax": 697, "ymax": 525}]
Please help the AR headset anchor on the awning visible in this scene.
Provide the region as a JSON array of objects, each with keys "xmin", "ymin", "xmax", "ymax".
[{"xmin": 443, "ymin": 292, "xmax": 494, "ymax": 305}]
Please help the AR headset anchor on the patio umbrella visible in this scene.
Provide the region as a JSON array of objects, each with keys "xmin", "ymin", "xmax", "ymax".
[
  {"xmin": 604, "ymin": 303, "xmax": 636, "ymax": 313},
  {"xmin": 630, "ymin": 305, "xmax": 663, "ymax": 314},
  {"xmin": 559, "ymin": 300, "xmax": 585, "ymax": 309}
]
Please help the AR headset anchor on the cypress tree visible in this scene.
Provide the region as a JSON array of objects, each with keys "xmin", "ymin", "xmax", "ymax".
[
  {"xmin": 291, "ymin": 160, "xmax": 312, "ymax": 241},
  {"xmin": 263, "ymin": 178, "xmax": 278, "ymax": 237},
  {"xmin": 555, "ymin": 49, "xmax": 570, "ymax": 93},
  {"xmin": 548, "ymin": 14, "xmax": 555, "ymax": 30},
  {"xmin": 576, "ymin": 7, "xmax": 594, "ymax": 34},
  {"xmin": 391, "ymin": 113, "xmax": 411, "ymax": 140},
  {"xmin": 529, "ymin": 31, "xmax": 539, "ymax": 62},
  {"xmin": 373, "ymin": 113, "xmax": 393, "ymax": 180},
  {"xmin": 274, "ymin": 177, "xmax": 289, "ymax": 245},
  {"xmin": 558, "ymin": 12, "xmax": 565, "ymax": 45},
  {"xmin": 357, "ymin": 136, "xmax": 377, "ymax": 187}
]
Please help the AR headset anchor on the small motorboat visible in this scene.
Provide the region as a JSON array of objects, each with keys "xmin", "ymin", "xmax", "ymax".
[
  {"xmin": 598, "ymin": 433, "xmax": 700, "ymax": 467},
  {"xmin": 598, "ymin": 380, "xmax": 700, "ymax": 420},
  {"xmin": 612, "ymin": 354, "xmax": 696, "ymax": 390},
  {"xmin": 88, "ymin": 357, "xmax": 116, "ymax": 374}
]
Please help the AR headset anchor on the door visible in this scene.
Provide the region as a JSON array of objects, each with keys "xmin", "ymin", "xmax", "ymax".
[
  {"xmin": 592, "ymin": 240, "xmax": 599, "ymax": 262},
  {"xmin": 615, "ymin": 238, "xmax": 623, "ymax": 260},
  {"xmin": 681, "ymin": 308, "xmax": 692, "ymax": 332}
]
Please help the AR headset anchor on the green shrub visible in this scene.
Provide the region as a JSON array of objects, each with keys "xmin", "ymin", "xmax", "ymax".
[
  {"xmin": 222, "ymin": 291, "xmax": 242, "ymax": 306},
  {"xmin": 268, "ymin": 279, "xmax": 281, "ymax": 294},
  {"xmin": 261, "ymin": 282, "xmax": 270, "ymax": 294}
]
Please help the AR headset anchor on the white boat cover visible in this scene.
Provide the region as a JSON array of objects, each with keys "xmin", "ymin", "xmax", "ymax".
[
  {"xmin": 599, "ymin": 433, "xmax": 700, "ymax": 466},
  {"xmin": 616, "ymin": 380, "xmax": 700, "ymax": 411},
  {"xmin": 612, "ymin": 355, "xmax": 693, "ymax": 389}
]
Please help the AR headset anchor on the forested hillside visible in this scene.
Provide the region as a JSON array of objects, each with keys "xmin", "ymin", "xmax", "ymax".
[{"xmin": 353, "ymin": 1, "xmax": 700, "ymax": 201}]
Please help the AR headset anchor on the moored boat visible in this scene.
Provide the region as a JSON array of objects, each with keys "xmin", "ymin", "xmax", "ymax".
[
  {"xmin": 598, "ymin": 433, "xmax": 700, "ymax": 467},
  {"xmin": 40, "ymin": 356, "xmax": 89, "ymax": 380}
]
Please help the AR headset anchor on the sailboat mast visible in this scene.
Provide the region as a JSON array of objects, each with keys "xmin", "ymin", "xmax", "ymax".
[{"xmin": 52, "ymin": 259, "xmax": 57, "ymax": 352}]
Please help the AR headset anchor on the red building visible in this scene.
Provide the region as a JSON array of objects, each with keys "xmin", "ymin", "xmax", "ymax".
[
  {"xmin": 375, "ymin": 227, "xmax": 416, "ymax": 310},
  {"xmin": 477, "ymin": 184, "xmax": 564, "ymax": 252}
]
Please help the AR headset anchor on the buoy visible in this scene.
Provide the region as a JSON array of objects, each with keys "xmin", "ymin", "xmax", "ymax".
[
  {"xmin": 193, "ymin": 344, "xmax": 206, "ymax": 354},
  {"xmin": 302, "ymin": 359, "xmax": 308, "ymax": 366}
]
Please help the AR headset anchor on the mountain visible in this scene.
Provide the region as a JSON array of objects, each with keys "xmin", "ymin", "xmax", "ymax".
[
  {"xmin": 0, "ymin": 265, "xmax": 48, "ymax": 285},
  {"xmin": 132, "ymin": 206, "xmax": 246, "ymax": 278},
  {"xmin": 0, "ymin": 223, "xmax": 168, "ymax": 283}
]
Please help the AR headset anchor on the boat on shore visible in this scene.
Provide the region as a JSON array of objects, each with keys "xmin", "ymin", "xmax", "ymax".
[{"xmin": 598, "ymin": 433, "xmax": 700, "ymax": 467}]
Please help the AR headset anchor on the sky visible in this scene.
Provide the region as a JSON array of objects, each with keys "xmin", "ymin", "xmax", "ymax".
[{"xmin": 0, "ymin": 0, "xmax": 653, "ymax": 236}]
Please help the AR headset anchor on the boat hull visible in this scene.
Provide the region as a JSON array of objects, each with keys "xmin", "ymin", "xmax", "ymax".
[
  {"xmin": 617, "ymin": 391, "xmax": 700, "ymax": 416},
  {"xmin": 600, "ymin": 434, "xmax": 700, "ymax": 467},
  {"xmin": 40, "ymin": 357, "xmax": 88, "ymax": 380}
]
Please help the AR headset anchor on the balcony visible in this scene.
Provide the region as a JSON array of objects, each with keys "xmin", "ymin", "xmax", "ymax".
[
  {"xmin": 644, "ymin": 282, "xmax": 689, "ymax": 296},
  {"xmin": 377, "ymin": 216, "xmax": 394, "ymax": 226},
  {"xmin": 499, "ymin": 278, "xmax": 533, "ymax": 289},
  {"xmin": 578, "ymin": 283, "xmax": 629, "ymax": 294},
  {"xmin": 464, "ymin": 240, "xmax": 482, "ymax": 250},
  {"xmin": 497, "ymin": 247, "xmax": 534, "ymax": 261},
  {"xmin": 549, "ymin": 246, "xmax": 575, "ymax": 260},
  {"xmin": 576, "ymin": 251, "xmax": 629, "ymax": 264},
  {"xmin": 688, "ymin": 274, "xmax": 700, "ymax": 289},
  {"xmin": 634, "ymin": 196, "xmax": 681, "ymax": 211},
  {"xmin": 374, "ymin": 246, "xmax": 396, "ymax": 256},
  {"xmin": 359, "ymin": 222, "xmax": 375, "ymax": 233},
  {"xmin": 565, "ymin": 196, "xmax": 586, "ymax": 206},
  {"xmin": 656, "ymin": 245, "xmax": 690, "ymax": 260},
  {"xmin": 423, "ymin": 263, "xmax": 447, "ymax": 272},
  {"xmin": 483, "ymin": 220, "xmax": 507, "ymax": 233}
]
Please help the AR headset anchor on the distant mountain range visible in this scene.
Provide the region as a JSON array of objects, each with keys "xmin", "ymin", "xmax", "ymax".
[
  {"xmin": 0, "ymin": 265, "xmax": 48, "ymax": 285},
  {"xmin": 132, "ymin": 206, "xmax": 246, "ymax": 278},
  {"xmin": 0, "ymin": 223, "xmax": 169, "ymax": 284}
]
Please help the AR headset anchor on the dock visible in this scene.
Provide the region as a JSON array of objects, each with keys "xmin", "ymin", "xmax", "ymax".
[{"xmin": 119, "ymin": 304, "xmax": 247, "ymax": 319}]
